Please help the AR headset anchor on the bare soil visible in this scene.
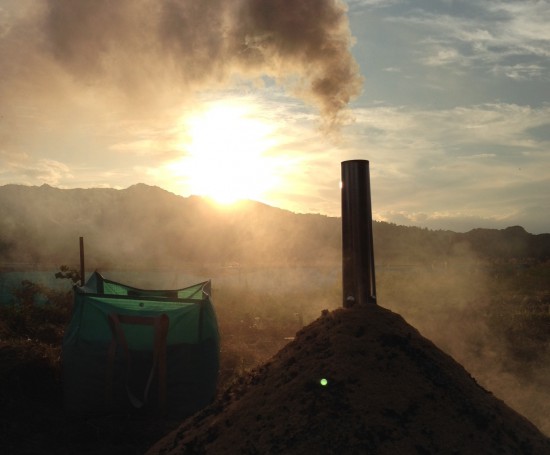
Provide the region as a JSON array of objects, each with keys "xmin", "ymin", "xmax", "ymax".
[{"xmin": 148, "ymin": 304, "xmax": 550, "ymax": 454}]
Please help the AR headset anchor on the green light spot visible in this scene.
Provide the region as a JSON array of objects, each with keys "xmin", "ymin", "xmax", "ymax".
[{"xmin": 320, "ymin": 378, "xmax": 328, "ymax": 386}]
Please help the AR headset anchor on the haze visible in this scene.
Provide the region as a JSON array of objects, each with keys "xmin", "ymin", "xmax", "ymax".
[{"xmin": 0, "ymin": 0, "xmax": 549, "ymax": 233}]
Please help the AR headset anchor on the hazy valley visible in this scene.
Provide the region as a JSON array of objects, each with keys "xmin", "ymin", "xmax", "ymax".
[
  {"xmin": 1, "ymin": 183, "xmax": 549, "ymax": 453},
  {"xmin": 1, "ymin": 183, "xmax": 549, "ymax": 269}
]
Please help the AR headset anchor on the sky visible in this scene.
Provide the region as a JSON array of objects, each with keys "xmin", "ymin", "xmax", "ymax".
[{"xmin": 0, "ymin": 0, "xmax": 549, "ymax": 234}]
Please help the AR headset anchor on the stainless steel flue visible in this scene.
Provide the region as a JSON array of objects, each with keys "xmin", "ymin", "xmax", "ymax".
[
  {"xmin": 341, "ymin": 160, "xmax": 376, "ymax": 307},
  {"xmin": 79, "ymin": 236, "xmax": 85, "ymax": 287}
]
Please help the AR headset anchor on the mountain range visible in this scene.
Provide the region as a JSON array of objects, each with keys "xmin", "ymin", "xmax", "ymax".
[{"xmin": 0, "ymin": 183, "xmax": 549, "ymax": 269}]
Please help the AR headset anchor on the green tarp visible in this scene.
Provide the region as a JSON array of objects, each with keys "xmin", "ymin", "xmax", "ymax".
[{"xmin": 62, "ymin": 272, "xmax": 219, "ymax": 416}]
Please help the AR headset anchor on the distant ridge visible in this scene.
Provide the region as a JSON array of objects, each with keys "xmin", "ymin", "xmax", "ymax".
[{"xmin": 0, "ymin": 184, "xmax": 549, "ymax": 267}]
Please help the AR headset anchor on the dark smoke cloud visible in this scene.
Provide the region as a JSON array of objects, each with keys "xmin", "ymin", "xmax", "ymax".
[{"xmin": 1, "ymin": 0, "xmax": 362, "ymax": 126}]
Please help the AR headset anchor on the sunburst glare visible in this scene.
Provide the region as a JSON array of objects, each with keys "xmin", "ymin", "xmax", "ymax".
[{"xmin": 170, "ymin": 102, "xmax": 284, "ymax": 205}]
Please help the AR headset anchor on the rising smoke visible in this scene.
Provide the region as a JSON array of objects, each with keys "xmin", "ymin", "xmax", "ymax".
[
  {"xmin": 0, "ymin": 0, "xmax": 362, "ymax": 127},
  {"xmin": 5, "ymin": 0, "xmax": 549, "ymax": 441},
  {"xmin": 377, "ymin": 251, "xmax": 550, "ymax": 436}
]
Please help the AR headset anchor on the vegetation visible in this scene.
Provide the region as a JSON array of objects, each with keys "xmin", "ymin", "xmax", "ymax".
[
  {"xmin": 1, "ymin": 184, "xmax": 550, "ymax": 268},
  {"xmin": 0, "ymin": 266, "xmax": 340, "ymax": 454},
  {"xmin": 1, "ymin": 258, "xmax": 549, "ymax": 452},
  {"xmin": 1, "ymin": 185, "xmax": 549, "ymax": 452}
]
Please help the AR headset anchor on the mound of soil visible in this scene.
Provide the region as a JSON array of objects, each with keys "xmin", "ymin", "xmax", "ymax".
[{"xmin": 148, "ymin": 304, "xmax": 550, "ymax": 454}]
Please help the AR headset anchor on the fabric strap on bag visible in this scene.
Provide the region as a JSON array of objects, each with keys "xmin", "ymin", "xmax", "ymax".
[{"xmin": 105, "ymin": 313, "xmax": 170, "ymax": 411}]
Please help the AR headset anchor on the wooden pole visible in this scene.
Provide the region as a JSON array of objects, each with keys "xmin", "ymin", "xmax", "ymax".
[
  {"xmin": 341, "ymin": 160, "xmax": 376, "ymax": 307},
  {"xmin": 79, "ymin": 236, "xmax": 85, "ymax": 286}
]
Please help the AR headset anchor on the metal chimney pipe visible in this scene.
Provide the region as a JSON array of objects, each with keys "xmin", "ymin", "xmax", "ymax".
[
  {"xmin": 341, "ymin": 160, "xmax": 376, "ymax": 307},
  {"xmin": 79, "ymin": 236, "xmax": 85, "ymax": 287}
]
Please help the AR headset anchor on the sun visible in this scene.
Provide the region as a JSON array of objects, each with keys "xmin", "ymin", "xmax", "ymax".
[{"xmin": 173, "ymin": 102, "xmax": 280, "ymax": 205}]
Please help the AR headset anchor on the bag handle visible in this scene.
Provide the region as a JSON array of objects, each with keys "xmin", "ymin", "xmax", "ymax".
[{"xmin": 105, "ymin": 313, "xmax": 170, "ymax": 412}]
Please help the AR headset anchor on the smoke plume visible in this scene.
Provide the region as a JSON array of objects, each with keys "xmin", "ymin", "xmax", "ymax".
[{"xmin": 0, "ymin": 0, "xmax": 362, "ymax": 125}]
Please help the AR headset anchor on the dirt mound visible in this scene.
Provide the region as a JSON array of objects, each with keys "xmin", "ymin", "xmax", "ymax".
[{"xmin": 148, "ymin": 305, "xmax": 550, "ymax": 454}]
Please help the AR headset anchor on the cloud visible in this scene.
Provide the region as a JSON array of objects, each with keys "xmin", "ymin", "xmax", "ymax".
[
  {"xmin": 377, "ymin": 1, "xmax": 550, "ymax": 81},
  {"xmin": 344, "ymin": 102, "xmax": 550, "ymax": 233},
  {"xmin": 1, "ymin": 0, "xmax": 362, "ymax": 126},
  {"xmin": 492, "ymin": 64, "xmax": 546, "ymax": 81},
  {"xmin": 0, "ymin": 150, "xmax": 73, "ymax": 186},
  {"xmin": 486, "ymin": 1, "xmax": 550, "ymax": 44},
  {"xmin": 347, "ymin": 0, "xmax": 402, "ymax": 10},
  {"xmin": 352, "ymin": 103, "xmax": 550, "ymax": 150},
  {"xmin": 0, "ymin": 0, "xmax": 364, "ymax": 195}
]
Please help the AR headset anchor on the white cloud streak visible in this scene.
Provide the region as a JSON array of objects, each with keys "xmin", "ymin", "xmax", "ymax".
[
  {"xmin": 344, "ymin": 102, "xmax": 550, "ymax": 232},
  {"xmin": 378, "ymin": 1, "xmax": 550, "ymax": 80}
]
